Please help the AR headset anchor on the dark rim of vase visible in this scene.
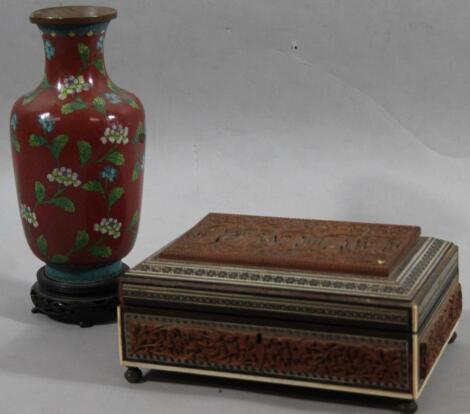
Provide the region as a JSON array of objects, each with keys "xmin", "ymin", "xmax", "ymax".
[{"xmin": 30, "ymin": 5, "xmax": 117, "ymax": 25}]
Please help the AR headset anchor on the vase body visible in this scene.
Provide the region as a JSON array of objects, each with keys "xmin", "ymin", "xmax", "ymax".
[{"xmin": 10, "ymin": 8, "xmax": 145, "ymax": 285}]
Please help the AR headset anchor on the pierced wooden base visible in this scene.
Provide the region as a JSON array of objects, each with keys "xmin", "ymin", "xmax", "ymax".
[{"xmin": 31, "ymin": 265, "xmax": 127, "ymax": 327}]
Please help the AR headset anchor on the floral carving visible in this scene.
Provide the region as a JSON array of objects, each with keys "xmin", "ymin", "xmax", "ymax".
[
  {"xmin": 420, "ymin": 283, "xmax": 462, "ymax": 379},
  {"xmin": 124, "ymin": 314, "xmax": 410, "ymax": 391},
  {"xmin": 159, "ymin": 213, "xmax": 421, "ymax": 277}
]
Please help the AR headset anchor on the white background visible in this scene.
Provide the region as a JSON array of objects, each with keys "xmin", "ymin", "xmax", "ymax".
[{"xmin": 0, "ymin": 1, "xmax": 469, "ymax": 413}]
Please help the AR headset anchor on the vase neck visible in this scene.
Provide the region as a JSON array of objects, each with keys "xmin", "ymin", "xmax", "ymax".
[{"xmin": 38, "ymin": 22, "xmax": 109, "ymax": 87}]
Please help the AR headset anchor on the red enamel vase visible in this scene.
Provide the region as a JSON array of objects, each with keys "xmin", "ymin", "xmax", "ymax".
[{"xmin": 9, "ymin": 6, "xmax": 145, "ymax": 324}]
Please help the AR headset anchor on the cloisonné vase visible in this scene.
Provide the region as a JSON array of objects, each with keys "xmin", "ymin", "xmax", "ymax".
[{"xmin": 9, "ymin": 6, "xmax": 145, "ymax": 326}]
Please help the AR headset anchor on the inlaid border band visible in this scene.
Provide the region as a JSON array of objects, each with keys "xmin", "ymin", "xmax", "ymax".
[{"xmin": 127, "ymin": 238, "xmax": 451, "ymax": 299}]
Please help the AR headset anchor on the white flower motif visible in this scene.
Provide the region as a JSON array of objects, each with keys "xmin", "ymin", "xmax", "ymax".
[
  {"xmin": 21, "ymin": 204, "xmax": 39, "ymax": 228},
  {"xmin": 47, "ymin": 167, "xmax": 81, "ymax": 187},
  {"xmin": 58, "ymin": 75, "xmax": 91, "ymax": 100},
  {"xmin": 93, "ymin": 218, "xmax": 122, "ymax": 239},
  {"xmin": 100, "ymin": 123, "xmax": 129, "ymax": 144}
]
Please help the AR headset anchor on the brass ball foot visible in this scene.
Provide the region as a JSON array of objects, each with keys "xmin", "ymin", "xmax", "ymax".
[
  {"xmin": 398, "ymin": 400, "xmax": 418, "ymax": 414},
  {"xmin": 125, "ymin": 367, "xmax": 143, "ymax": 383}
]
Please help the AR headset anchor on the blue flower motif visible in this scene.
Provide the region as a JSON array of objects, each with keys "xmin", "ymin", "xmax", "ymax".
[
  {"xmin": 38, "ymin": 113, "xmax": 56, "ymax": 133},
  {"xmin": 10, "ymin": 113, "xmax": 18, "ymax": 131},
  {"xmin": 44, "ymin": 40, "xmax": 55, "ymax": 60},
  {"xmin": 100, "ymin": 166, "xmax": 118, "ymax": 182},
  {"xmin": 104, "ymin": 92, "xmax": 121, "ymax": 104},
  {"xmin": 97, "ymin": 35, "xmax": 105, "ymax": 51}
]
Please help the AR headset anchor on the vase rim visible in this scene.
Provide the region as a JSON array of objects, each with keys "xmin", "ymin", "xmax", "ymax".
[{"xmin": 30, "ymin": 5, "xmax": 117, "ymax": 26}]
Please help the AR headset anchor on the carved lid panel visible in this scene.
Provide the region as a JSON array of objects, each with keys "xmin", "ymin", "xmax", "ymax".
[{"xmin": 159, "ymin": 213, "xmax": 421, "ymax": 277}]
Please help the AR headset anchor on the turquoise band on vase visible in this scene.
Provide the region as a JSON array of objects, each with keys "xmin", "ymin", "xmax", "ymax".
[
  {"xmin": 38, "ymin": 22, "xmax": 109, "ymax": 36},
  {"xmin": 45, "ymin": 260, "xmax": 123, "ymax": 283}
]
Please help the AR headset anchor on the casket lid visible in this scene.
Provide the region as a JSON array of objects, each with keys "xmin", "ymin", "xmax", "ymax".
[
  {"xmin": 122, "ymin": 214, "xmax": 457, "ymax": 331},
  {"xmin": 125, "ymin": 213, "xmax": 456, "ymax": 302},
  {"xmin": 158, "ymin": 213, "xmax": 420, "ymax": 277}
]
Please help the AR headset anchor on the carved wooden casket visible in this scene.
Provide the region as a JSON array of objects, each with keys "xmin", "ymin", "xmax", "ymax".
[{"xmin": 118, "ymin": 213, "xmax": 462, "ymax": 412}]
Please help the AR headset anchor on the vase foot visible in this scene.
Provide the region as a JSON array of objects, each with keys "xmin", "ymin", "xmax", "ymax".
[{"xmin": 30, "ymin": 265, "xmax": 128, "ymax": 326}]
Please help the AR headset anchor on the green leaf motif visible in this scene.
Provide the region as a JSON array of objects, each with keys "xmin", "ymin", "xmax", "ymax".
[
  {"xmin": 104, "ymin": 150, "xmax": 125, "ymax": 166},
  {"xmin": 131, "ymin": 161, "xmax": 140, "ymax": 181},
  {"xmin": 82, "ymin": 180, "xmax": 105, "ymax": 196},
  {"xmin": 133, "ymin": 122, "xmax": 145, "ymax": 143},
  {"xmin": 106, "ymin": 80, "xmax": 139, "ymax": 108},
  {"xmin": 41, "ymin": 75, "xmax": 51, "ymax": 88},
  {"xmin": 11, "ymin": 134, "xmax": 20, "ymax": 152},
  {"xmin": 92, "ymin": 96, "xmax": 106, "ymax": 113},
  {"xmin": 90, "ymin": 245, "xmax": 112, "ymax": 258},
  {"xmin": 107, "ymin": 79, "xmax": 118, "ymax": 92},
  {"xmin": 61, "ymin": 98, "xmax": 87, "ymax": 115},
  {"xmin": 29, "ymin": 134, "xmax": 47, "ymax": 147},
  {"xmin": 51, "ymin": 254, "xmax": 69, "ymax": 263},
  {"xmin": 47, "ymin": 196, "xmax": 75, "ymax": 213},
  {"xmin": 22, "ymin": 76, "xmax": 50, "ymax": 105},
  {"xmin": 94, "ymin": 58, "xmax": 106, "ymax": 75},
  {"xmin": 22, "ymin": 90, "xmax": 38, "ymax": 105},
  {"xmin": 125, "ymin": 97, "xmax": 139, "ymax": 109},
  {"xmin": 74, "ymin": 230, "xmax": 89, "ymax": 249},
  {"xmin": 78, "ymin": 43, "xmax": 90, "ymax": 66},
  {"xmin": 108, "ymin": 187, "xmax": 125, "ymax": 210},
  {"xmin": 130, "ymin": 210, "xmax": 140, "ymax": 228},
  {"xmin": 51, "ymin": 134, "xmax": 69, "ymax": 160},
  {"xmin": 77, "ymin": 140, "xmax": 92, "ymax": 165},
  {"xmin": 35, "ymin": 181, "xmax": 45, "ymax": 203},
  {"xmin": 37, "ymin": 235, "xmax": 48, "ymax": 256}
]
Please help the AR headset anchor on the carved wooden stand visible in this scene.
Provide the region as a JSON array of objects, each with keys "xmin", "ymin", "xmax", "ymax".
[{"xmin": 31, "ymin": 266, "xmax": 127, "ymax": 327}]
